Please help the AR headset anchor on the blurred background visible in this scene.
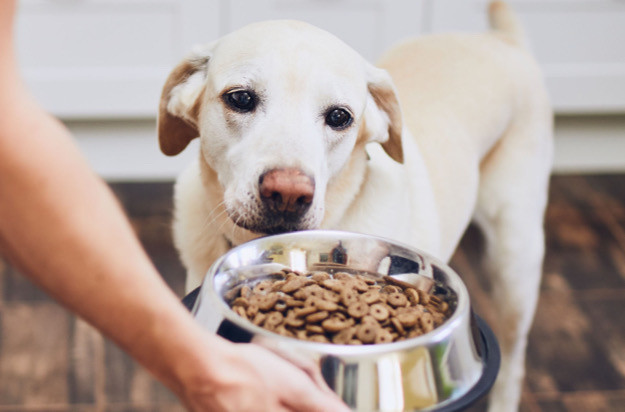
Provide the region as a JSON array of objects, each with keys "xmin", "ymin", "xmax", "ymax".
[
  {"xmin": 1, "ymin": 0, "xmax": 624, "ymax": 411},
  {"xmin": 13, "ymin": 0, "xmax": 625, "ymax": 179}
]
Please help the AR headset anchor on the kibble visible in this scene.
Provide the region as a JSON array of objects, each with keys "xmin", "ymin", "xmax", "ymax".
[
  {"xmin": 228, "ymin": 268, "xmax": 451, "ymax": 345},
  {"xmin": 356, "ymin": 323, "xmax": 378, "ymax": 343}
]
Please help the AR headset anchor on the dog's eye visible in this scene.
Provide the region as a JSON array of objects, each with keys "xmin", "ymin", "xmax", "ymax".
[
  {"xmin": 325, "ymin": 108, "xmax": 353, "ymax": 130},
  {"xmin": 224, "ymin": 90, "xmax": 256, "ymax": 112}
]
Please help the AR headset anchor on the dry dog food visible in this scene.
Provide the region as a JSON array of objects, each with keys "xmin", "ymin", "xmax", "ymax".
[{"xmin": 227, "ymin": 269, "xmax": 451, "ymax": 345}]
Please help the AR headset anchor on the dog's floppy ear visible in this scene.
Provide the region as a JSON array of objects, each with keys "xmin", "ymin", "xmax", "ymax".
[
  {"xmin": 364, "ymin": 64, "xmax": 404, "ymax": 164},
  {"xmin": 158, "ymin": 47, "xmax": 212, "ymax": 156}
]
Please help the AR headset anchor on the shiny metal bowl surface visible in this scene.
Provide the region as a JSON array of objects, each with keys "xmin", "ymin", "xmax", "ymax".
[{"xmin": 190, "ymin": 230, "xmax": 496, "ymax": 411}]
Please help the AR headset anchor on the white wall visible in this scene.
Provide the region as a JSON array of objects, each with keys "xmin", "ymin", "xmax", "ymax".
[
  {"xmin": 65, "ymin": 119, "xmax": 198, "ymax": 182},
  {"xmin": 16, "ymin": 0, "xmax": 625, "ymax": 180},
  {"xmin": 63, "ymin": 115, "xmax": 625, "ymax": 183},
  {"xmin": 553, "ymin": 115, "xmax": 625, "ymax": 174}
]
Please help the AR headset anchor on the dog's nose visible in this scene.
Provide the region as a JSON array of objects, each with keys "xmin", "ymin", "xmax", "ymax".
[{"xmin": 259, "ymin": 168, "xmax": 314, "ymax": 215}]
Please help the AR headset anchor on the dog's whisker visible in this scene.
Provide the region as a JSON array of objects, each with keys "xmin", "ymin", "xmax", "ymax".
[
  {"xmin": 230, "ymin": 215, "xmax": 245, "ymax": 241},
  {"xmin": 210, "ymin": 204, "xmax": 240, "ymax": 236},
  {"xmin": 203, "ymin": 200, "xmax": 228, "ymax": 223},
  {"xmin": 214, "ymin": 215, "xmax": 235, "ymax": 240},
  {"xmin": 206, "ymin": 210, "xmax": 230, "ymax": 233},
  {"xmin": 202, "ymin": 200, "xmax": 228, "ymax": 225},
  {"xmin": 198, "ymin": 203, "xmax": 230, "ymax": 233}
]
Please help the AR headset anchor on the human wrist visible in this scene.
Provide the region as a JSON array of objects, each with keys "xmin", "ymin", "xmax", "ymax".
[{"xmin": 145, "ymin": 303, "xmax": 231, "ymax": 399}]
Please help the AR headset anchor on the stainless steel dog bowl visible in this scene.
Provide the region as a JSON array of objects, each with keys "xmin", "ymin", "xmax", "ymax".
[{"xmin": 186, "ymin": 230, "xmax": 499, "ymax": 411}]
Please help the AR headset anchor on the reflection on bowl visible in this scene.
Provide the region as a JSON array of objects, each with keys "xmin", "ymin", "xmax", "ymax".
[{"xmin": 189, "ymin": 230, "xmax": 499, "ymax": 411}]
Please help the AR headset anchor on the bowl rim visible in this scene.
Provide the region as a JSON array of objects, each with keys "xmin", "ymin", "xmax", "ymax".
[{"xmin": 203, "ymin": 229, "xmax": 472, "ymax": 356}]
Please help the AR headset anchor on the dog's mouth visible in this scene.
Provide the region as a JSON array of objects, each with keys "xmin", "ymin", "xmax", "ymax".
[
  {"xmin": 227, "ymin": 168, "xmax": 320, "ymax": 235},
  {"xmin": 226, "ymin": 199, "xmax": 321, "ymax": 235},
  {"xmin": 230, "ymin": 210, "xmax": 316, "ymax": 235}
]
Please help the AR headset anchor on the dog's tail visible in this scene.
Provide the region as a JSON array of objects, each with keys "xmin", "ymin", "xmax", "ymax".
[{"xmin": 488, "ymin": 1, "xmax": 530, "ymax": 49}]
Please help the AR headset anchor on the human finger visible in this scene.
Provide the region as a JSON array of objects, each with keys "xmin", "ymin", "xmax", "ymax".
[{"xmin": 277, "ymin": 366, "xmax": 350, "ymax": 412}]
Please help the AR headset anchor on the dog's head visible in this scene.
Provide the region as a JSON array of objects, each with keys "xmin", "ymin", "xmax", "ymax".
[{"xmin": 158, "ymin": 20, "xmax": 403, "ymax": 235}]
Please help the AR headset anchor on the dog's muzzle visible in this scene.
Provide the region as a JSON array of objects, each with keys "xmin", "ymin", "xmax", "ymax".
[{"xmin": 254, "ymin": 168, "xmax": 315, "ymax": 233}]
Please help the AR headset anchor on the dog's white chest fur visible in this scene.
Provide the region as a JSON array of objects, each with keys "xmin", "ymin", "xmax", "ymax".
[{"xmin": 333, "ymin": 141, "xmax": 441, "ymax": 257}]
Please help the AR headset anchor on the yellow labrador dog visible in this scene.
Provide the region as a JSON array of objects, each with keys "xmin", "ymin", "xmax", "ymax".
[{"xmin": 158, "ymin": 2, "xmax": 552, "ymax": 410}]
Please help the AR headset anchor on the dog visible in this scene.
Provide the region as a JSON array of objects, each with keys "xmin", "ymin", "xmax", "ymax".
[{"xmin": 157, "ymin": 2, "xmax": 553, "ymax": 410}]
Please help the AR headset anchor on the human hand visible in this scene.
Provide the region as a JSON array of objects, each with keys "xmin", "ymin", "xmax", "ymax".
[{"xmin": 178, "ymin": 341, "xmax": 350, "ymax": 412}]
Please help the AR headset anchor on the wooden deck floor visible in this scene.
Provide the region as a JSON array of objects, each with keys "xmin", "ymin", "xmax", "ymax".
[{"xmin": 1, "ymin": 174, "xmax": 624, "ymax": 411}]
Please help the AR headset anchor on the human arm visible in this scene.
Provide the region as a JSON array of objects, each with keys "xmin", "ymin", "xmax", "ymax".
[{"xmin": 0, "ymin": 2, "xmax": 348, "ymax": 411}]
